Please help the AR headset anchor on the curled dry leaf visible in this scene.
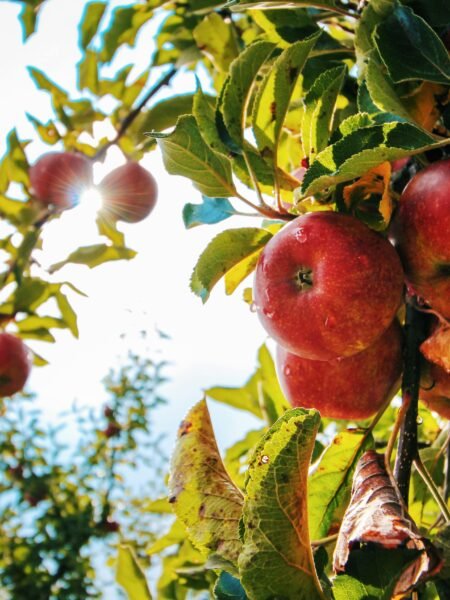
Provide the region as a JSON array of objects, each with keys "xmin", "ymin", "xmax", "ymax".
[
  {"xmin": 333, "ymin": 450, "xmax": 442, "ymax": 599},
  {"xmin": 421, "ymin": 322, "xmax": 450, "ymax": 374},
  {"xmin": 342, "ymin": 162, "xmax": 393, "ymax": 225}
]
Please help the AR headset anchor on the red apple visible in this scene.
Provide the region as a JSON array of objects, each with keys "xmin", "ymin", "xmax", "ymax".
[
  {"xmin": 29, "ymin": 152, "xmax": 93, "ymax": 210},
  {"xmin": 98, "ymin": 162, "xmax": 157, "ymax": 223},
  {"xmin": 253, "ymin": 212, "xmax": 404, "ymax": 360},
  {"xmin": 394, "ymin": 159, "xmax": 450, "ymax": 317},
  {"xmin": 276, "ymin": 319, "xmax": 403, "ymax": 420},
  {"xmin": 421, "ymin": 362, "xmax": 450, "ymax": 419},
  {"xmin": 0, "ymin": 333, "xmax": 31, "ymax": 396}
]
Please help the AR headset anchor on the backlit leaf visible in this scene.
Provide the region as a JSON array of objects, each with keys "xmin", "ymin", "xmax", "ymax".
[
  {"xmin": 300, "ymin": 122, "xmax": 437, "ymax": 197},
  {"xmin": 79, "ymin": 2, "xmax": 107, "ymax": 49},
  {"xmin": 224, "ymin": 248, "xmax": 262, "ymax": 295},
  {"xmin": 169, "ymin": 399, "xmax": 244, "ymax": 566},
  {"xmin": 239, "ymin": 408, "xmax": 325, "ymax": 600},
  {"xmin": 154, "ymin": 115, "xmax": 237, "ymax": 198},
  {"xmin": 116, "ymin": 545, "xmax": 152, "ymax": 600},
  {"xmin": 308, "ymin": 430, "xmax": 373, "ymax": 541},
  {"xmin": 49, "ymin": 244, "xmax": 137, "ymax": 272},
  {"xmin": 220, "ymin": 41, "xmax": 275, "ymax": 150},
  {"xmin": 190, "ymin": 227, "xmax": 272, "ymax": 302},
  {"xmin": 252, "ymin": 34, "xmax": 321, "ymax": 155},
  {"xmin": 301, "ymin": 64, "xmax": 346, "ymax": 160},
  {"xmin": 193, "ymin": 13, "xmax": 239, "ymax": 72}
]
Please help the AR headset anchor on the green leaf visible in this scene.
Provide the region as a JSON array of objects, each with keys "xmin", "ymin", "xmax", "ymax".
[
  {"xmin": 26, "ymin": 114, "xmax": 61, "ymax": 146},
  {"xmin": 239, "ymin": 408, "xmax": 325, "ymax": 600},
  {"xmin": 308, "ymin": 430, "xmax": 373, "ymax": 541},
  {"xmin": 333, "ymin": 548, "xmax": 420, "ymax": 600},
  {"xmin": 300, "ymin": 121, "xmax": 437, "ymax": 197},
  {"xmin": 224, "ymin": 429, "xmax": 266, "ymax": 490},
  {"xmin": 49, "ymin": 244, "xmax": 137, "ymax": 272},
  {"xmin": 19, "ymin": 3, "xmax": 39, "ymax": 40},
  {"xmin": 55, "ymin": 291, "xmax": 79, "ymax": 338},
  {"xmin": 147, "ymin": 519, "xmax": 187, "ymax": 555},
  {"xmin": 231, "ymin": 0, "xmax": 344, "ymax": 11},
  {"xmin": 253, "ymin": 34, "xmax": 321, "ymax": 155},
  {"xmin": 154, "ymin": 115, "xmax": 237, "ymax": 198},
  {"xmin": 28, "ymin": 67, "xmax": 68, "ymax": 103},
  {"xmin": 354, "ymin": 0, "xmax": 396, "ymax": 76},
  {"xmin": 220, "ymin": 41, "xmax": 275, "ymax": 150},
  {"xmin": 224, "ymin": 249, "xmax": 262, "ymax": 295},
  {"xmin": 365, "ymin": 59, "xmax": 412, "ymax": 121},
  {"xmin": 0, "ymin": 195, "xmax": 37, "ymax": 226},
  {"xmin": 193, "ymin": 85, "xmax": 229, "ymax": 155},
  {"xmin": 183, "ymin": 197, "xmax": 237, "ymax": 229},
  {"xmin": 18, "ymin": 328, "xmax": 55, "ymax": 343},
  {"xmin": 0, "ymin": 130, "xmax": 30, "ymax": 193},
  {"xmin": 214, "ymin": 572, "xmax": 248, "ymax": 599},
  {"xmin": 79, "ymin": 2, "xmax": 107, "ymax": 49},
  {"xmin": 100, "ymin": 5, "xmax": 153, "ymax": 63},
  {"xmin": 78, "ymin": 50, "xmax": 99, "ymax": 93},
  {"xmin": 116, "ymin": 545, "xmax": 152, "ymax": 600},
  {"xmin": 169, "ymin": 400, "xmax": 244, "ymax": 566},
  {"xmin": 190, "ymin": 227, "xmax": 272, "ymax": 302},
  {"xmin": 302, "ymin": 65, "xmax": 346, "ymax": 160},
  {"xmin": 137, "ymin": 93, "xmax": 198, "ymax": 135},
  {"xmin": 17, "ymin": 316, "xmax": 67, "ymax": 332},
  {"xmin": 206, "ymin": 343, "xmax": 289, "ymax": 421},
  {"xmin": 374, "ymin": 5, "xmax": 450, "ymax": 84},
  {"xmin": 193, "ymin": 13, "xmax": 239, "ymax": 72},
  {"xmin": 13, "ymin": 279, "xmax": 52, "ymax": 313},
  {"xmin": 96, "ymin": 214, "xmax": 125, "ymax": 247}
]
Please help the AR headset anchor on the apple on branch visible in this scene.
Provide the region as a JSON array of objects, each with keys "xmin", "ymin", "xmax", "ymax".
[
  {"xmin": 276, "ymin": 319, "xmax": 403, "ymax": 420},
  {"xmin": 0, "ymin": 333, "xmax": 31, "ymax": 397},
  {"xmin": 253, "ymin": 212, "xmax": 404, "ymax": 361},
  {"xmin": 394, "ymin": 158, "xmax": 450, "ymax": 318},
  {"xmin": 30, "ymin": 151, "xmax": 93, "ymax": 211},
  {"xmin": 98, "ymin": 162, "xmax": 157, "ymax": 223}
]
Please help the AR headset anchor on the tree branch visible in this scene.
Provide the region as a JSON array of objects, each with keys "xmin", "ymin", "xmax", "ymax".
[
  {"xmin": 93, "ymin": 65, "xmax": 177, "ymax": 162},
  {"xmin": 394, "ymin": 299, "xmax": 428, "ymax": 504}
]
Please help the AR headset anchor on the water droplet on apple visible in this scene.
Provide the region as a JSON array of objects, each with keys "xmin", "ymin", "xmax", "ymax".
[
  {"xmin": 261, "ymin": 455, "xmax": 269, "ymax": 464},
  {"xmin": 250, "ymin": 302, "xmax": 259, "ymax": 313},
  {"xmin": 416, "ymin": 415, "xmax": 423, "ymax": 425},
  {"xmin": 295, "ymin": 227, "xmax": 308, "ymax": 243},
  {"xmin": 263, "ymin": 309, "xmax": 275, "ymax": 319},
  {"xmin": 284, "ymin": 366, "xmax": 292, "ymax": 376},
  {"xmin": 324, "ymin": 315, "xmax": 336, "ymax": 328}
]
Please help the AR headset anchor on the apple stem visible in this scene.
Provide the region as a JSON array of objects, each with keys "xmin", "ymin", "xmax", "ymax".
[{"xmin": 393, "ymin": 299, "xmax": 428, "ymax": 505}]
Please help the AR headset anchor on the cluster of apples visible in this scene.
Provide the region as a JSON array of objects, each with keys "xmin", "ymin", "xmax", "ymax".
[
  {"xmin": 254, "ymin": 158, "xmax": 450, "ymax": 420},
  {"xmin": 394, "ymin": 159, "xmax": 450, "ymax": 418},
  {"xmin": 0, "ymin": 151, "xmax": 158, "ymax": 399},
  {"xmin": 29, "ymin": 151, "xmax": 158, "ymax": 222}
]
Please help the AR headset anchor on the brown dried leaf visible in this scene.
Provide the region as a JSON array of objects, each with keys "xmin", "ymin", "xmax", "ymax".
[
  {"xmin": 421, "ymin": 323, "xmax": 450, "ymax": 374},
  {"xmin": 333, "ymin": 450, "xmax": 442, "ymax": 599}
]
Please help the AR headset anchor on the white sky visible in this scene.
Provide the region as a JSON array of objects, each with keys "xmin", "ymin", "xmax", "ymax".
[{"xmin": 0, "ymin": 0, "xmax": 264, "ymax": 453}]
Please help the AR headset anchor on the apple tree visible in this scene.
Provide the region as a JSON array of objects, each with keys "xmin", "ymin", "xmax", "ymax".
[{"xmin": 2, "ymin": 0, "xmax": 450, "ymax": 598}]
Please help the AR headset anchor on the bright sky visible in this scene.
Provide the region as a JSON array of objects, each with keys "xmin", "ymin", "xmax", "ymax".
[{"xmin": 0, "ymin": 0, "xmax": 264, "ymax": 453}]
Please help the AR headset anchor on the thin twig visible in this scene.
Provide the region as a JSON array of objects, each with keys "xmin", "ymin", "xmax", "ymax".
[
  {"xmin": 93, "ymin": 65, "xmax": 177, "ymax": 162},
  {"xmin": 414, "ymin": 455, "xmax": 450, "ymax": 523},
  {"xmin": 394, "ymin": 300, "xmax": 428, "ymax": 505}
]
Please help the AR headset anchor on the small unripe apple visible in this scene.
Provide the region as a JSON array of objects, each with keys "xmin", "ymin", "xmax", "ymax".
[
  {"xmin": 394, "ymin": 159, "xmax": 450, "ymax": 317},
  {"xmin": 421, "ymin": 362, "xmax": 450, "ymax": 419},
  {"xmin": 29, "ymin": 152, "xmax": 93, "ymax": 210},
  {"xmin": 253, "ymin": 212, "xmax": 404, "ymax": 361},
  {"xmin": 0, "ymin": 333, "xmax": 31, "ymax": 397},
  {"xmin": 98, "ymin": 162, "xmax": 157, "ymax": 223},
  {"xmin": 276, "ymin": 319, "xmax": 403, "ymax": 420}
]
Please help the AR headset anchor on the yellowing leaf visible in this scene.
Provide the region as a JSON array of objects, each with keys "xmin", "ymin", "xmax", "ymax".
[
  {"xmin": 224, "ymin": 248, "xmax": 263, "ymax": 295},
  {"xmin": 169, "ymin": 400, "xmax": 244, "ymax": 567},
  {"xmin": 116, "ymin": 545, "xmax": 152, "ymax": 600},
  {"xmin": 343, "ymin": 161, "xmax": 393, "ymax": 226},
  {"xmin": 403, "ymin": 82, "xmax": 449, "ymax": 132}
]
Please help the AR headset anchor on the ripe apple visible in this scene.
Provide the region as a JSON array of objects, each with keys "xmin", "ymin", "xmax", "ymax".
[
  {"xmin": 394, "ymin": 159, "xmax": 450, "ymax": 317},
  {"xmin": 0, "ymin": 333, "xmax": 31, "ymax": 397},
  {"xmin": 276, "ymin": 319, "xmax": 403, "ymax": 420},
  {"xmin": 30, "ymin": 152, "xmax": 93, "ymax": 210},
  {"xmin": 420, "ymin": 362, "xmax": 450, "ymax": 419},
  {"xmin": 253, "ymin": 212, "xmax": 404, "ymax": 361},
  {"xmin": 98, "ymin": 162, "xmax": 157, "ymax": 223}
]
